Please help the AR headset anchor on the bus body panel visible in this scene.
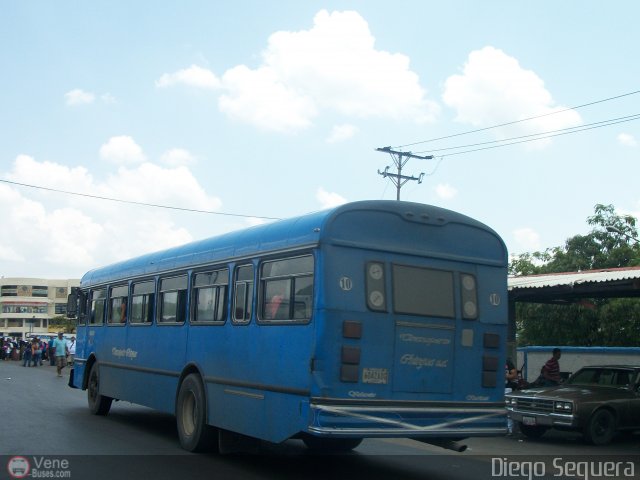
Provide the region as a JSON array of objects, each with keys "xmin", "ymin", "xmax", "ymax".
[{"xmin": 70, "ymin": 200, "xmax": 508, "ymax": 445}]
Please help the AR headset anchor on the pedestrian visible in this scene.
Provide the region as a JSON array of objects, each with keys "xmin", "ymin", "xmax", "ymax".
[
  {"xmin": 22, "ymin": 340, "xmax": 32, "ymax": 367},
  {"xmin": 67, "ymin": 336, "xmax": 76, "ymax": 366},
  {"xmin": 31, "ymin": 338, "xmax": 42, "ymax": 367},
  {"xmin": 49, "ymin": 337, "xmax": 56, "ymax": 366},
  {"xmin": 541, "ymin": 348, "xmax": 563, "ymax": 386},
  {"xmin": 51, "ymin": 332, "xmax": 69, "ymax": 377},
  {"xmin": 505, "ymin": 358, "xmax": 518, "ymax": 435}
]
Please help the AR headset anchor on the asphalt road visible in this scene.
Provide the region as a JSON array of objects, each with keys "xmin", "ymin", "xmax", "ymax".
[{"xmin": 2, "ymin": 360, "xmax": 639, "ymax": 480}]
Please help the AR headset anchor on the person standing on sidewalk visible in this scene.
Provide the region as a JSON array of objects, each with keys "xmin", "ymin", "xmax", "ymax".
[
  {"xmin": 51, "ymin": 332, "xmax": 69, "ymax": 377},
  {"xmin": 67, "ymin": 336, "xmax": 76, "ymax": 366}
]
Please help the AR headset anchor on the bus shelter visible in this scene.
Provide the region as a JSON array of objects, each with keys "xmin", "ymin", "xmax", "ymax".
[{"xmin": 507, "ymin": 266, "xmax": 640, "ymax": 360}]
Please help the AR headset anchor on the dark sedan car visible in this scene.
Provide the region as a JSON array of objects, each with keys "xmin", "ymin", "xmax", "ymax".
[{"xmin": 505, "ymin": 365, "xmax": 640, "ymax": 445}]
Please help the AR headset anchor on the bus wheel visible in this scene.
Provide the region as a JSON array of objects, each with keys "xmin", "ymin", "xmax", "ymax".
[
  {"xmin": 302, "ymin": 435, "xmax": 363, "ymax": 452},
  {"xmin": 87, "ymin": 363, "xmax": 113, "ymax": 416},
  {"xmin": 176, "ymin": 374, "xmax": 218, "ymax": 452}
]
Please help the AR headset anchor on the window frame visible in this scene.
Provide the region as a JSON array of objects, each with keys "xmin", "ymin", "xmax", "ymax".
[
  {"xmin": 232, "ymin": 264, "xmax": 254, "ymax": 325},
  {"xmin": 129, "ymin": 279, "xmax": 156, "ymax": 326},
  {"xmin": 74, "ymin": 289, "xmax": 89, "ymax": 326},
  {"xmin": 107, "ymin": 284, "xmax": 129, "ymax": 326},
  {"xmin": 191, "ymin": 267, "xmax": 229, "ymax": 325},
  {"xmin": 157, "ymin": 274, "xmax": 188, "ymax": 325},
  {"xmin": 258, "ymin": 254, "xmax": 314, "ymax": 325},
  {"xmin": 391, "ymin": 264, "xmax": 456, "ymax": 319},
  {"xmin": 89, "ymin": 288, "xmax": 107, "ymax": 326}
]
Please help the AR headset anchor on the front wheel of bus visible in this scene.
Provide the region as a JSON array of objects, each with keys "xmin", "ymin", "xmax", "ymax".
[
  {"xmin": 87, "ymin": 363, "xmax": 113, "ymax": 416},
  {"xmin": 176, "ymin": 374, "xmax": 218, "ymax": 452},
  {"xmin": 302, "ymin": 435, "xmax": 363, "ymax": 452}
]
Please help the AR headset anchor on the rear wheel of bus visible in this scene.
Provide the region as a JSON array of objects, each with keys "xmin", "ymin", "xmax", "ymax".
[
  {"xmin": 176, "ymin": 374, "xmax": 218, "ymax": 452},
  {"xmin": 87, "ymin": 363, "xmax": 113, "ymax": 416},
  {"xmin": 302, "ymin": 435, "xmax": 363, "ymax": 452}
]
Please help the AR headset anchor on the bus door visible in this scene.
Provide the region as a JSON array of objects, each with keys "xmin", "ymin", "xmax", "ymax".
[
  {"xmin": 378, "ymin": 263, "xmax": 459, "ymax": 394},
  {"xmin": 100, "ymin": 285, "xmax": 130, "ymax": 395}
]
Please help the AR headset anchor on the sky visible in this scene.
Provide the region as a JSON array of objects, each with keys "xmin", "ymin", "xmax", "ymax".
[{"xmin": 1, "ymin": 1, "xmax": 639, "ymax": 279}]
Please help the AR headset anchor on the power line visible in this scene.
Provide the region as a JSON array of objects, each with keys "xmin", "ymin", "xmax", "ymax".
[
  {"xmin": 0, "ymin": 179, "xmax": 281, "ymax": 220},
  {"xmin": 394, "ymin": 89, "xmax": 640, "ymax": 149},
  {"xmin": 413, "ymin": 112, "xmax": 640, "ymax": 155},
  {"xmin": 433, "ymin": 113, "xmax": 640, "ymax": 158}
]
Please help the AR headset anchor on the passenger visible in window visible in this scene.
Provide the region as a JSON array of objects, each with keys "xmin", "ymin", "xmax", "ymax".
[
  {"xmin": 265, "ymin": 282, "xmax": 288, "ymax": 320},
  {"xmin": 120, "ymin": 299, "xmax": 127, "ymax": 323}
]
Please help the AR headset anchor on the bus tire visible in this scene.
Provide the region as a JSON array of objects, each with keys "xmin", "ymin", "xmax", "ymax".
[
  {"xmin": 302, "ymin": 435, "xmax": 363, "ymax": 452},
  {"xmin": 87, "ymin": 363, "xmax": 113, "ymax": 416},
  {"xmin": 176, "ymin": 374, "xmax": 218, "ymax": 452}
]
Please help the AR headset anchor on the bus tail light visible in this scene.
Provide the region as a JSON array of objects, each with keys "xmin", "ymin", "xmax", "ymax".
[
  {"xmin": 366, "ymin": 262, "xmax": 386, "ymax": 311},
  {"xmin": 461, "ymin": 274, "xmax": 478, "ymax": 320}
]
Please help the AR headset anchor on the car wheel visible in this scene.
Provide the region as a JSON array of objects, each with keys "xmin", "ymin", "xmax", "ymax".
[
  {"xmin": 518, "ymin": 423, "xmax": 548, "ymax": 439},
  {"xmin": 87, "ymin": 363, "xmax": 113, "ymax": 416},
  {"xmin": 584, "ymin": 409, "xmax": 616, "ymax": 445},
  {"xmin": 176, "ymin": 374, "xmax": 218, "ymax": 452}
]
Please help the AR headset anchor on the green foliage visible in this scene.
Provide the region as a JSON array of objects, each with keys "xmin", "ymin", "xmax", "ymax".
[
  {"xmin": 511, "ymin": 204, "xmax": 640, "ymax": 346},
  {"xmin": 49, "ymin": 315, "xmax": 76, "ymax": 333}
]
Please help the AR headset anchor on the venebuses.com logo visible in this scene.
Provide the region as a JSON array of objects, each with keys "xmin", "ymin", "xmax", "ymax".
[
  {"xmin": 7, "ymin": 456, "xmax": 71, "ymax": 479},
  {"xmin": 6, "ymin": 457, "xmax": 30, "ymax": 479}
]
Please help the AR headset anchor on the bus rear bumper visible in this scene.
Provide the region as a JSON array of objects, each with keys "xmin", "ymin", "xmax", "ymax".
[{"xmin": 308, "ymin": 400, "xmax": 506, "ymax": 437}]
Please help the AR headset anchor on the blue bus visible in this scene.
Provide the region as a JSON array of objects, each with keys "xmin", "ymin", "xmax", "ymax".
[{"xmin": 67, "ymin": 200, "xmax": 508, "ymax": 453}]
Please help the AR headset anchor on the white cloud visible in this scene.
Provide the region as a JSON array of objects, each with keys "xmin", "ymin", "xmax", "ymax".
[
  {"xmin": 316, "ymin": 187, "xmax": 347, "ymax": 209},
  {"xmin": 443, "ymin": 46, "xmax": 582, "ymax": 147},
  {"xmin": 435, "ymin": 183, "xmax": 458, "ymax": 200},
  {"xmin": 100, "ymin": 136, "xmax": 146, "ymax": 165},
  {"xmin": 101, "ymin": 93, "xmax": 117, "ymax": 104},
  {"xmin": 617, "ymin": 133, "xmax": 638, "ymax": 147},
  {"xmin": 326, "ymin": 124, "xmax": 358, "ymax": 143},
  {"xmin": 64, "ymin": 89, "xmax": 95, "ymax": 106},
  {"xmin": 160, "ymin": 148, "xmax": 196, "ymax": 167},
  {"xmin": 155, "ymin": 64, "xmax": 221, "ymax": 89},
  {"xmin": 513, "ymin": 227, "xmax": 541, "ymax": 252},
  {"xmin": 219, "ymin": 65, "xmax": 316, "ymax": 132},
  {"xmin": 1, "ymin": 152, "xmax": 223, "ymax": 277},
  {"xmin": 157, "ymin": 10, "xmax": 438, "ymax": 133}
]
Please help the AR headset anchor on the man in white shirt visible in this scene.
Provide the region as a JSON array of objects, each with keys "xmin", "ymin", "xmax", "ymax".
[{"xmin": 67, "ymin": 336, "xmax": 76, "ymax": 366}]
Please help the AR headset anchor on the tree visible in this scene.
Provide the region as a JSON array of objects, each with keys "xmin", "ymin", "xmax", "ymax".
[
  {"xmin": 510, "ymin": 204, "xmax": 640, "ymax": 346},
  {"xmin": 49, "ymin": 315, "xmax": 76, "ymax": 334}
]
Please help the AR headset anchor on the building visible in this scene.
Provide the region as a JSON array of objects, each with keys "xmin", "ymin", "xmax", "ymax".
[{"xmin": 0, "ymin": 278, "xmax": 79, "ymax": 338}]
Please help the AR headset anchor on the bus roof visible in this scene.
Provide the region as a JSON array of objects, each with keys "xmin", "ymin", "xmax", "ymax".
[{"xmin": 80, "ymin": 200, "xmax": 506, "ymax": 287}]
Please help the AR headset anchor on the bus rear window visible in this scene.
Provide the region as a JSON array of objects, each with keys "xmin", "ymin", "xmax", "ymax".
[{"xmin": 392, "ymin": 265, "xmax": 454, "ymax": 318}]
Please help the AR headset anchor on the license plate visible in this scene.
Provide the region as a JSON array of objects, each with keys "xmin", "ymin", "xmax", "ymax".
[
  {"xmin": 522, "ymin": 416, "xmax": 537, "ymax": 426},
  {"xmin": 362, "ymin": 368, "xmax": 389, "ymax": 384}
]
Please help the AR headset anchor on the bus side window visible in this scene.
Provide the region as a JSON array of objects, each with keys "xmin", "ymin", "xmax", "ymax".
[
  {"xmin": 130, "ymin": 280, "xmax": 155, "ymax": 324},
  {"xmin": 108, "ymin": 285, "xmax": 129, "ymax": 324},
  {"xmin": 193, "ymin": 268, "xmax": 229, "ymax": 324},
  {"xmin": 159, "ymin": 275, "xmax": 188, "ymax": 324},
  {"xmin": 76, "ymin": 290, "xmax": 88, "ymax": 326},
  {"xmin": 233, "ymin": 265, "xmax": 254, "ymax": 324},
  {"xmin": 89, "ymin": 288, "xmax": 106, "ymax": 325},
  {"xmin": 259, "ymin": 255, "xmax": 314, "ymax": 323}
]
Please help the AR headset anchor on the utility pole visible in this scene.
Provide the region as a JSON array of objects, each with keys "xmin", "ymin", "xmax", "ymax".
[{"xmin": 376, "ymin": 146, "xmax": 434, "ymax": 200}]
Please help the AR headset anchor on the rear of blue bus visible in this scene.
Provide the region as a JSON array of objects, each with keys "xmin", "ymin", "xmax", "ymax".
[{"xmin": 306, "ymin": 203, "xmax": 508, "ymax": 443}]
